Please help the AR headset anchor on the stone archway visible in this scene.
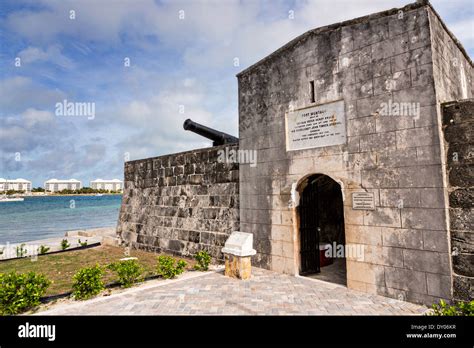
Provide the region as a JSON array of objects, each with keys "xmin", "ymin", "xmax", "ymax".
[{"xmin": 295, "ymin": 174, "xmax": 347, "ymax": 286}]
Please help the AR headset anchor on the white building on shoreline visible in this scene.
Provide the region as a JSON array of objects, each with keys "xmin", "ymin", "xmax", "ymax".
[
  {"xmin": 44, "ymin": 178, "xmax": 82, "ymax": 192},
  {"xmin": 0, "ymin": 178, "xmax": 32, "ymax": 193},
  {"xmin": 90, "ymin": 179, "xmax": 123, "ymax": 192}
]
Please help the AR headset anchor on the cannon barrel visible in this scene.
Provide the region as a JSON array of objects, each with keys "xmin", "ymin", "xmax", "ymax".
[{"xmin": 183, "ymin": 119, "xmax": 238, "ymax": 146}]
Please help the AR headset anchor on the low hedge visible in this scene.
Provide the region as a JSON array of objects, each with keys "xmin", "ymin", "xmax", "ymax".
[{"xmin": 0, "ymin": 271, "xmax": 51, "ymax": 315}]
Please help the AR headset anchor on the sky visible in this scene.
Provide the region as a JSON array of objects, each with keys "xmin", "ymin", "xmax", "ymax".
[{"xmin": 0, "ymin": 0, "xmax": 473, "ymax": 187}]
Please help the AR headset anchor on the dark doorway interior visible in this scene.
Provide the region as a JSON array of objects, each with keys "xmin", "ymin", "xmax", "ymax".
[{"xmin": 299, "ymin": 174, "xmax": 346, "ymax": 286}]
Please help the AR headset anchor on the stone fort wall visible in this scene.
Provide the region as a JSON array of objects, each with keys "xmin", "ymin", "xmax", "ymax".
[
  {"xmin": 116, "ymin": 144, "xmax": 239, "ymax": 260},
  {"xmin": 430, "ymin": 7, "xmax": 473, "ymax": 302},
  {"xmin": 237, "ymin": 1, "xmax": 472, "ymax": 305},
  {"xmin": 114, "ymin": 1, "xmax": 472, "ymax": 307},
  {"xmin": 442, "ymin": 100, "xmax": 474, "ymax": 302}
]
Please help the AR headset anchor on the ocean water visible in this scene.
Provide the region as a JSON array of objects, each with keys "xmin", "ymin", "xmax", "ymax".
[{"xmin": 0, "ymin": 195, "xmax": 122, "ymax": 244}]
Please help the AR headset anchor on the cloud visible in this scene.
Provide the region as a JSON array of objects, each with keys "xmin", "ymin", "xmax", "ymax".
[
  {"xmin": 21, "ymin": 108, "xmax": 54, "ymax": 128},
  {"xmin": 18, "ymin": 45, "xmax": 75, "ymax": 69},
  {"xmin": 448, "ymin": 19, "xmax": 474, "ymax": 49},
  {"xmin": 0, "ymin": 120, "xmax": 116, "ymax": 185},
  {"xmin": 109, "ymin": 78, "xmax": 216, "ymax": 160},
  {"xmin": 0, "ymin": 152, "xmax": 25, "ymax": 173},
  {"xmin": 5, "ymin": 1, "xmax": 472, "ymax": 70},
  {"xmin": 0, "ymin": 76, "xmax": 66, "ymax": 114},
  {"xmin": 1, "ymin": 0, "xmax": 472, "ymax": 187},
  {"xmin": 0, "ymin": 108, "xmax": 68, "ymax": 153},
  {"xmin": 5, "ymin": 0, "xmax": 146, "ymax": 44}
]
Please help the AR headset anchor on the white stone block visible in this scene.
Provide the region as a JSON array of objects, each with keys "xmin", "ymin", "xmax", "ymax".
[{"xmin": 221, "ymin": 231, "xmax": 256, "ymax": 257}]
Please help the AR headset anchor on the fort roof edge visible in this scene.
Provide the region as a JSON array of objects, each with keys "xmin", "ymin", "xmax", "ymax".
[{"xmin": 236, "ymin": 0, "xmax": 473, "ymax": 78}]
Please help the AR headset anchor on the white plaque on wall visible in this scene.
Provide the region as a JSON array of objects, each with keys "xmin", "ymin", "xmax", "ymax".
[
  {"xmin": 352, "ymin": 192, "xmax": 375, "ymax": 210},
  {"xmin": 285, "ymin": 100, "xmax": 346, "ymax": 151}
]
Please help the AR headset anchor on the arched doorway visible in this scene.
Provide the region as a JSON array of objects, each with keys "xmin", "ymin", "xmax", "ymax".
[{"xmin": 298, "ymin": 174, "xmax": 346, "ymax": 285}]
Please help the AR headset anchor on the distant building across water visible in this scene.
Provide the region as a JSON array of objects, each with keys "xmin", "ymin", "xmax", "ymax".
[
  {"xmin": 0, "ymin": 178, "xmax": 32, "ymax": 193},
  {"xmin": 44, "ymin": 178, "xmax": 82, "ymax": 192},
  {"xmin": 90, "ymin": 179, "xmax": 123, "ymax": 192}
]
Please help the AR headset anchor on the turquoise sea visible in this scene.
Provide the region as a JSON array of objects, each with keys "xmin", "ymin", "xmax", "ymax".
[{"xmin": 0, "ymin": 195, "xmax": 122, "ymax": 244}]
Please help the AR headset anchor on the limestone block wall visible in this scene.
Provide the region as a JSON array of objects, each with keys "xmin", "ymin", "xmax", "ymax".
[
  {"xmin": 429, "ymin": 9, "xmax": 474, "ymax": 103},
  {"xmin": 442, "ymin": 100, "xmax": 474, "ymax": 302},
  {"xmin": 429, "ymin": 7, "xmax": 473, "ymax": 302},
  {"xmin": 116, "ymin": 144, "xmax": 239, "ymax": 260},
  {"xmin": 237, "ymin": 1, "xmax": 456, "ymax": 305}
]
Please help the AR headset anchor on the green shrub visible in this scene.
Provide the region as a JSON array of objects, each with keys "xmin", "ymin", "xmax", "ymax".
[
  {"xmin": 107, "ymin": 259, "xmax": 143, "ymax": 288},
  {"xmin": 72, "ymin": 264, "xmax": 104, "ymax": 300},
  {"xmin": 430, "ymin": 299, "xmax": 474, "ymax": 316},
  {"xmin": 0, "ymin": 271, "xmax": 51, "ymax": 315},
  {"xmin": 78, "ymin": 239, "xmax": 88, "ymax": 247},
  {"xmin": 194, "ymin": 250, "xmax": 211, "ymax": 271},
  {"xmin": 60, "ymin": 239, "xmax": 70, "ymax": 250},
  {"xmin": 16, "ymin": 244, "xmax": 27, "ymax": 258},
  {"xmin": 38, "ymin": 245, "xmax": 50, "ymax": 255},
  {"xmin": 156, "ymin": 255, "xmax": 187, "ymax": 279}
]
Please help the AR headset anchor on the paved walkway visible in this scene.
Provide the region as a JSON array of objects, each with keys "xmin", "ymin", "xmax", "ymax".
[{"xmin": 38, "ymin": 268, "xmax": 427, "ymax": 315}]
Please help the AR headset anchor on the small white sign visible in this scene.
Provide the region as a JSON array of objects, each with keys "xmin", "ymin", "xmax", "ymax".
[
  {"xmin": 285, "ymin": 100, "xmax": 346, "ymax": 151},
  {"xmin": 352, "ymin": 192, "xmax": 375, "ymax": 210},
  {"xmin": 222, "ymin": 231, "xmax": 256, "ymax": 257}
]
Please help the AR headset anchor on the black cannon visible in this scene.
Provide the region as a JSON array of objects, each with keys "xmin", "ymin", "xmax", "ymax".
[{"xmin": 183, "ymin": 119, "xmax": 238, "ymax": 146}]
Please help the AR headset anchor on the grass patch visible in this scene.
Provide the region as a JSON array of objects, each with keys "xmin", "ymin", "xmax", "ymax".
[{"xmin": 0, "ymin": 245, "xmax": 194, "ymax": 297}]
